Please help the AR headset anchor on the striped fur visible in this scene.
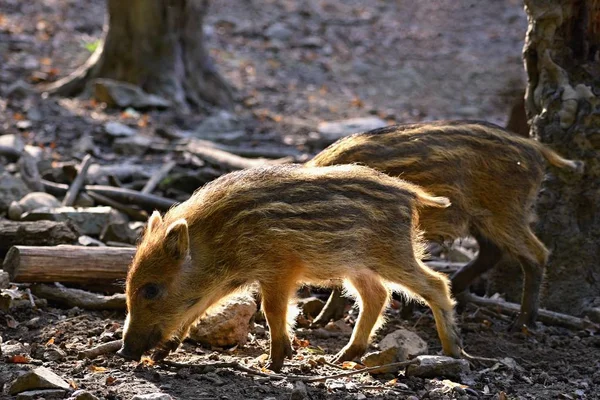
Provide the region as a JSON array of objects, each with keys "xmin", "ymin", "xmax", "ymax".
[
  {"xmin": 121, "ymin": 164, "xmax": 462, "ymax": 371},
  {"xmin": 308, "ymin": 120, "xmax": 581, "ymax": 329}
]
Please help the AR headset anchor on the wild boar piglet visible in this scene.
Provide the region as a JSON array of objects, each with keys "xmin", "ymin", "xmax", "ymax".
[{"xmin": 118, "ymin": 164, "xmax": 462, "ymax": 371}]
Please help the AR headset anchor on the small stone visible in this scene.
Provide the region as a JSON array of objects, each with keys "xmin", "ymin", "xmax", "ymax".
[
  {"xmin": 113, "ymin": 135, "xmax": 154, "ymax": 156},
  {"xmin": 356, "ymin": 394, "xmax": 367, "ymax": 400},
  {"xmin": 16, "ymin": 120, "xmax": 32, "ymax": 130},
  {"xmin": 43, "ymin": 345, "xmax": 67, "ymax": 361},
  {"xmin": 583, "ymin": 307, "xmax": 600, "ymax": 323},
  {"xmin": 8, "ymin": 366, "xmax": 70, "ymax": 395},
  {"xmin": 189, "ymin": 294, "xmax": 257, "ymax": 348},
  {"xmin": 290, "ymin": 381, "xmax": 308, "ymax": 400},
  {"xmin": 194, "ymin": 110, "xmax": 241, "ymax": 135},
  {"xmin": 16, "ymin": 389, "xmax": 67, "ymax": 400},
  {"xmin": 2, "ymin": 341, "xmax": 29, "ymax": 358},
  {"xmin": 78, "ymin": 235, "xmax": 106, "ymax": 247},
  {"xmin": 104, "ymin": 121, "xmax": 137, "ymax": 137},
  {"xmin": 93, "ymin": 79, "xmax": 170, "ymax": 109},
  {"xmin": 0, "ymin": 172, "xmax": 30, "ymax": 213},
  {"xmin": 68, "ymin": 390, "xmax": 100, "ymax": 400},
  {"xmin": 8, "ymin": 192, "xmax": 61, "ymax": 221},
  {"xmin": 73, "ymin": 134, "xmax": 95, "ymax": 155},
  {"xmin": 27, "ymin": 107, "xmax": 43, "ymax": 122},
  {"xmin": 405, "ymin": 355, "xmax": 470, "ymax": 379},
  {"xmin": 131, "ymin": 393, "xmax": 173, "ymax": 400},
  {"xmin": 265, "ymin": 22, "xmax": 293, "ymax": 41},
  {"xmin": 298, "ymin": 297, "xmax": 325, "ymax": 319},
  {"xmin": 21, "ymin": 206, "xmax": 116, "ymax": 236},
  {"xmin": 0, "ymin": 270, "xmax": 9, "ymax": 289},
  {"xmin": 446, "ymin": 246, "xmax": 474, "ymax": 263},
  {"xmin": 315, "ymin": 117, "xmax": 387, "ymax": 145},
  {"xmin": 0, "ymin": 133, "xmax": 25, "ymax": 152},
  {"xmin": 5, "ymin": 80, "xmax": 34, "ymax": 98}
]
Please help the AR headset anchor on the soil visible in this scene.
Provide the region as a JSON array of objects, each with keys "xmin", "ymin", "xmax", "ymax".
[{"xmin": 1, "ymin": 0, "xmax": 599, "ymax": 399}]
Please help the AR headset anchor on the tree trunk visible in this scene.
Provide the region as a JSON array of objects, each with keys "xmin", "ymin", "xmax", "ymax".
[
  {"xmin": 490, "ymin": 0, "xmax": 600, "ymax": 315},
  {"xmin": 44, "ymin": 0, "xmax": 233, "ymax": 110}
]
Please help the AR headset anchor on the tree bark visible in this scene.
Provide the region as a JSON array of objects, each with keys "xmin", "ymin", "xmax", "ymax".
[
  {"xmin": 0, "ymin": 220, "xmax": 79, "ymax": 255},
  {"xmin": 44, "ymin": 0, "xmax": 233, "ymax": 110},
  {"xmin": 489, "ymin": 0, "xmax": 600, "ymax": 315}
]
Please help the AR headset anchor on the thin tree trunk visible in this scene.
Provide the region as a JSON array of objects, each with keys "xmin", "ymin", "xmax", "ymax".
[
  {"xmin": 44, "ymin": 0, "xmax": 233, "ymax": 110},
  {"xmin": 490, "ymin": 0, "xmax": 600, "ymax": 315}
]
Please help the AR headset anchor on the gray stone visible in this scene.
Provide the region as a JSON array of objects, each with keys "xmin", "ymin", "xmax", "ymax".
[
  {"xmin": 290, "ymin": 381, "xmax": 309, "ymax": 400},
  {"xmin": 100, "ymin": 222, "xmax": 139, "ymax": 245},
  {"xmin": 105, "ymin": 121, "xmax": 137, "ymax": 137},
  {"xmin": 362, "ymin": 329, "xmax": 428, "ymax": 373},
  {"xmin": 1, "ymin": 341, "xmax": 29, "ymax": 358},
  {"xmin": 27, "ymin": 107, "xmax": 43, "ymax": 122},
  {"xmin": 405, "ymin": 355, "xmax": 470, "ymax": 379},
  {"xmin": 265, "ymin": 22, "xmax": 293, "ymax": 41},
  {"xmin": 0, "ymin": 172, "xmax": 30, "ymax": 213},
  {"xmin": 0, "ymin": 133, "xmax": 25, "ymax": 153},
  {"xmin": 0, "ymin": 269, "xmax": 9, "ymax": 289},
  {"xmin": 78, "ymin": 235, "xmax": 106, "ymax": 247},
  {"xmin": 93, "ymin": 79, "xmax": 170, "ymax": 110},
  {"xmin": 113, "ymin": 135, "xmax": 154, "ymax": 156},
  {"xmin": 21, "ymin": 206, "xmax": 116, "ymax": 236},
  {"xmin": 16, "ymin": 120, "xmax": 32, "ymax": 130},
  {"xmin": 16, "ymin": 389, "xmax": 67, "ymax": 400},
  {"xmin": 8, "ymin": 192, "xmax": 61, "ymax": 221},
  {"xmin": 583, "ymin": 307, "xmax": 600, "ymax": 323},
  {"xmin": 8, "ymin": 366, "xmax": 70, "ymax": 395},
  {"xmin": 316, "ymin": 117, "xmax": 387, "ymax": 144},
  {"xmin": 194, "ymin": 110, "xmax": 242, "ymax": 135},
  {"xmin": 69, "ymin": 390, "xmax": 100, "ymax": 400},
  {"xmin": 131, "ymin": 394, "xmax": 173, "ymax": 400},
  {"xmin": 43, "ymin": 345, "xmax": 67, "ymax": 361},
  {"xmin": 5, "ymin": 80, "xmax": 34, "ymax": 98},
  {"xmin": 189, "ymin": 294, "xmax": 257, "ymax": 348},
  {"xmin": 73, "ymin": 134, "xmax": 95, "ymax": 155},
  {"xmin": 298, "ymin": 297, "xmax": 325, "ymax": 319}
]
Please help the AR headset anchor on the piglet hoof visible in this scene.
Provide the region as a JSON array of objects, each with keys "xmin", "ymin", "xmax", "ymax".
[
  {"xmin": 508, "ymin": 313, "xmax": 536, "ymax": 333},
  {"xmin": 332, "ymin": 344, "xmax": 366, "ymax": 364},
  {"xmin": 151, "ymin": 339, "xmax": 181, "ymax": 362},
  {"xmin": 265, "ymin": 339, "xmax": 293, "ymax": 372}
]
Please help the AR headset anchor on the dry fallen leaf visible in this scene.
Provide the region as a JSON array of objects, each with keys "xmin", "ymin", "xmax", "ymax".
[
  {"xmin": 46, "ymin": 337, "xmax": 55, "ymax": 346},
  {"xmin": 6, "ymin": 315, "xmax": 19, "ymax": 328},
  {"xmin": 69, "ymin": 380, "xmax": 78, "ymax": 390},
  {"xmin": 105, "ymin": 376, "xmax": 117, "ymax": 386},
  {"xmin": 7, "ymin": 355, "xmax": 30, "ymax": 364},
  {"xmin": 341, "ymin": 361, "xmax": 363, "ymax": 370},
  {"xmin": 88, "ymin": 365, "xmax": 108, "ymax": 373}
]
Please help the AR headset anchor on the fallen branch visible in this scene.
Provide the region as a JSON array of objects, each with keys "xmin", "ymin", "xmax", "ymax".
[
  {"xmin": 63, "ymin": 154, "xmax": 93, "ymax": 206},
  {"xmin": 87, "ymin": 191, "xmax": 148, "ymax": 221},
  {"xmin": 465, "ymin": 294, "xmax": 598, "ymax": 330},
  {"xmin": 142, "ymin": 160, "xmax": 177, "ymax": 194},
  {"xmin": 3, "ymin": 245, "xmax": 135, "ymax": 283},
  {"xmin": 30, "ymin": 283, "xmax": 126, "ymax": 310},
  {"xmin": 181, "ymin": 139, "xmax": 290, "ymax": 171},
  {"xmin": 78, "ymin": 339, "xmax": 123, "ymax": 359}
]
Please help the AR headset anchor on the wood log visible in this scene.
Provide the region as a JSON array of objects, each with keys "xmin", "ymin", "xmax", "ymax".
[
  {"xmin": 3, "ymin": 245, "xmax": 135, "ymax": 283},
  {"xmin": 465, "ymin": 294, "xmax": 599, "ymax": 331},
  {"xmin": 0, "ymin": 220, "xmax": 79, "ymax": 253},
  {"xmin": 30, "ymin": 283, "xmax": 126, "ymax": 310}
]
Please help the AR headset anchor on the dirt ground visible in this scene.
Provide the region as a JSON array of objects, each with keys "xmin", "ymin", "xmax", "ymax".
[{"xmin": 1, "ymin": 0, "xmax": 599, "ymax": 399}]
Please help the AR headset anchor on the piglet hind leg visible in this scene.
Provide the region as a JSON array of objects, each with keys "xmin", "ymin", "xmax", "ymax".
[
  {"xmin": 383, "ymin": 260, "xmax": 462, "ymax": 358},
  {"xmin": 332, "ymin": 270, "xmax": 390, "ymax": 363},
  {"xmin": 259, "ymin": 279, "xmax": 297, "ymax": 372}
]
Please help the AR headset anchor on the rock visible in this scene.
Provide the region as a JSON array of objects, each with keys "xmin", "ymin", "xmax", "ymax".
[
  {"xmin": 194, "ymin": 110, "xmax": 242, "ymax": 135},
  {"xmin": 0, "ymin": 133, "xmax": 26, "ymax": 153},
  {"xmin": 131, "ymin": 394, "xmax": 173, "ymax": 400},
  {"xmin": 362, "ymin": 329, "xmax": 427, "ymax": 373},
  {"xmin": 189, "ymin": 294, "xmax": 257, "ymax": 348},
  {"xmin": 2, "ymin": 341, "xmax": 29, "ymax": 358},
  {"xmin": 5, "ymin": 80, "xmax": 34, "ymax": 99},
  {"xmin": 100, "ymin": 222, "xmax": 139, "ymax": 245},
  {"xmin": 73, "ymin": 134, "xmax": 95, "ymax": 156},
  {"xmin": 265, "ymin": 22, "xmax": 293, "ymax": 41},
  {"xmin": 405, "ymin": 355, "xmax": 470, "ymax": 379},
  {"xmin": 78, "ymin": 235, "xmax": 106, "ymax": 247},
  {"xmin": 21, "ymin": 206, "xmax": 116, "ymax": 236},
  {"xmin": 104, "ymin": 121, "xmax": 137, "ymax": 137},
  {"xmin": 0, "ymin": 270, "xmax": 9, "ymax": 289},
  {"xmin": 290, "ymin": 381, "xmax": 309, "ymax": 400},
  {"xmin": 298, "ymin": 297, "xmax": 325, "ymax": 319},
  {"xmin": 583, "ymin": 307, "xmax": 600, "ymax": 323},
  {"xmin": 43, "ymin": 345, "xmax": 67, "ymax": 361},
  {"xmin": 74, "ymin": 193, "xmax": 96, "ymax": 208},
  {"xmin": 296, "ymin": 36, "xmax": 324, "ymax": 48},
  {"xmin": 68, "ymin": 390, "xmax": 99, "ymax": 400},
  {"xmin": 27, "ymin": 107, "xmax": 43, "ymax": 122},
  {"xmin": 8, "ymin": 192, "xmax": 61, "ymax": 221},
  {"xmin": 93, "ymin": 79, "xmax": 170, "ymax": 109},
  {"xmin": 0, "ymin": 172, "xmax": 30, "ymax": 213},
  {"xmin": 315, "ymin": 117, "xmax": 387, "ymax": 145},
  {"xmin": 16, "ymin": 389, "xmax": 67, "ymax": 400},
  {"xmin": 8, "ymin": 366, "xmax": 70, "ymax": 395},
  {"xmin": 446, "ymin": 246, "xmax": 474, "ymax": 263},
  {"xmin": 16, "ymin": 120, "xmax": 32, "ymax": 130},
  {"xmin": 113, "ymin": 135, "xmax": 154, "ymax": 156}
]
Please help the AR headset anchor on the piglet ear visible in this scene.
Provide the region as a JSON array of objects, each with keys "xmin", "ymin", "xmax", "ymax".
[
  {"xmin": 147, "ymin": 211, "xmax": 163, "ymax": 233},
  {"xmin": 164, "ymin": 219, "xmax": 189, "ymax": 260}
]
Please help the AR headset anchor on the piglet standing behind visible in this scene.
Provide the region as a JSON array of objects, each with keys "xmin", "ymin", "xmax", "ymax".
[{"xmin": 118, "ymin": 164, "xmax": 462, "ymax": 371}]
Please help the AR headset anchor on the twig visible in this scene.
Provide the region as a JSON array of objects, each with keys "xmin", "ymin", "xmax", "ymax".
[
  {"xmin": 63, "ymin": 154, "xmax": 93, "ymax": 206},
  {"xmin": 78, "ymin": 339, "xmax": 123, "ymax": 359},
  {"xmin": 142, "ymin": 161, "xmax": 177, "ymax": 194},
  {"xmin": 460, "ymin": 349, "xmax": 500, "ymax": 367},
  {"xmin": 25, "ymin": 288, "xmax": 36, "ymax": 308},
  {"xmin": 160, "ymin": 358, "xmax": 417, "ymax": 382},
  {"xmin": 464, "ymin": 294, "xmax": 599, "ymax": 330},
  {"xmin": 87, "ymin": 191, "xmax": 148, "ymax": 221}
]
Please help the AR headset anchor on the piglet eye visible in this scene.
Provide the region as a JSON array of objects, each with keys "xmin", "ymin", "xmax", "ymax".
[{"xmin": 141, "ymin": 284, "xmax": 161, "ymax": 300}]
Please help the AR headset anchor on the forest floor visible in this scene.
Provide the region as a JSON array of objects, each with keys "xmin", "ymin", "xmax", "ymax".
[{"xmin": 1, "ymin": 0, "xmax": 599, "ymax": 399}]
